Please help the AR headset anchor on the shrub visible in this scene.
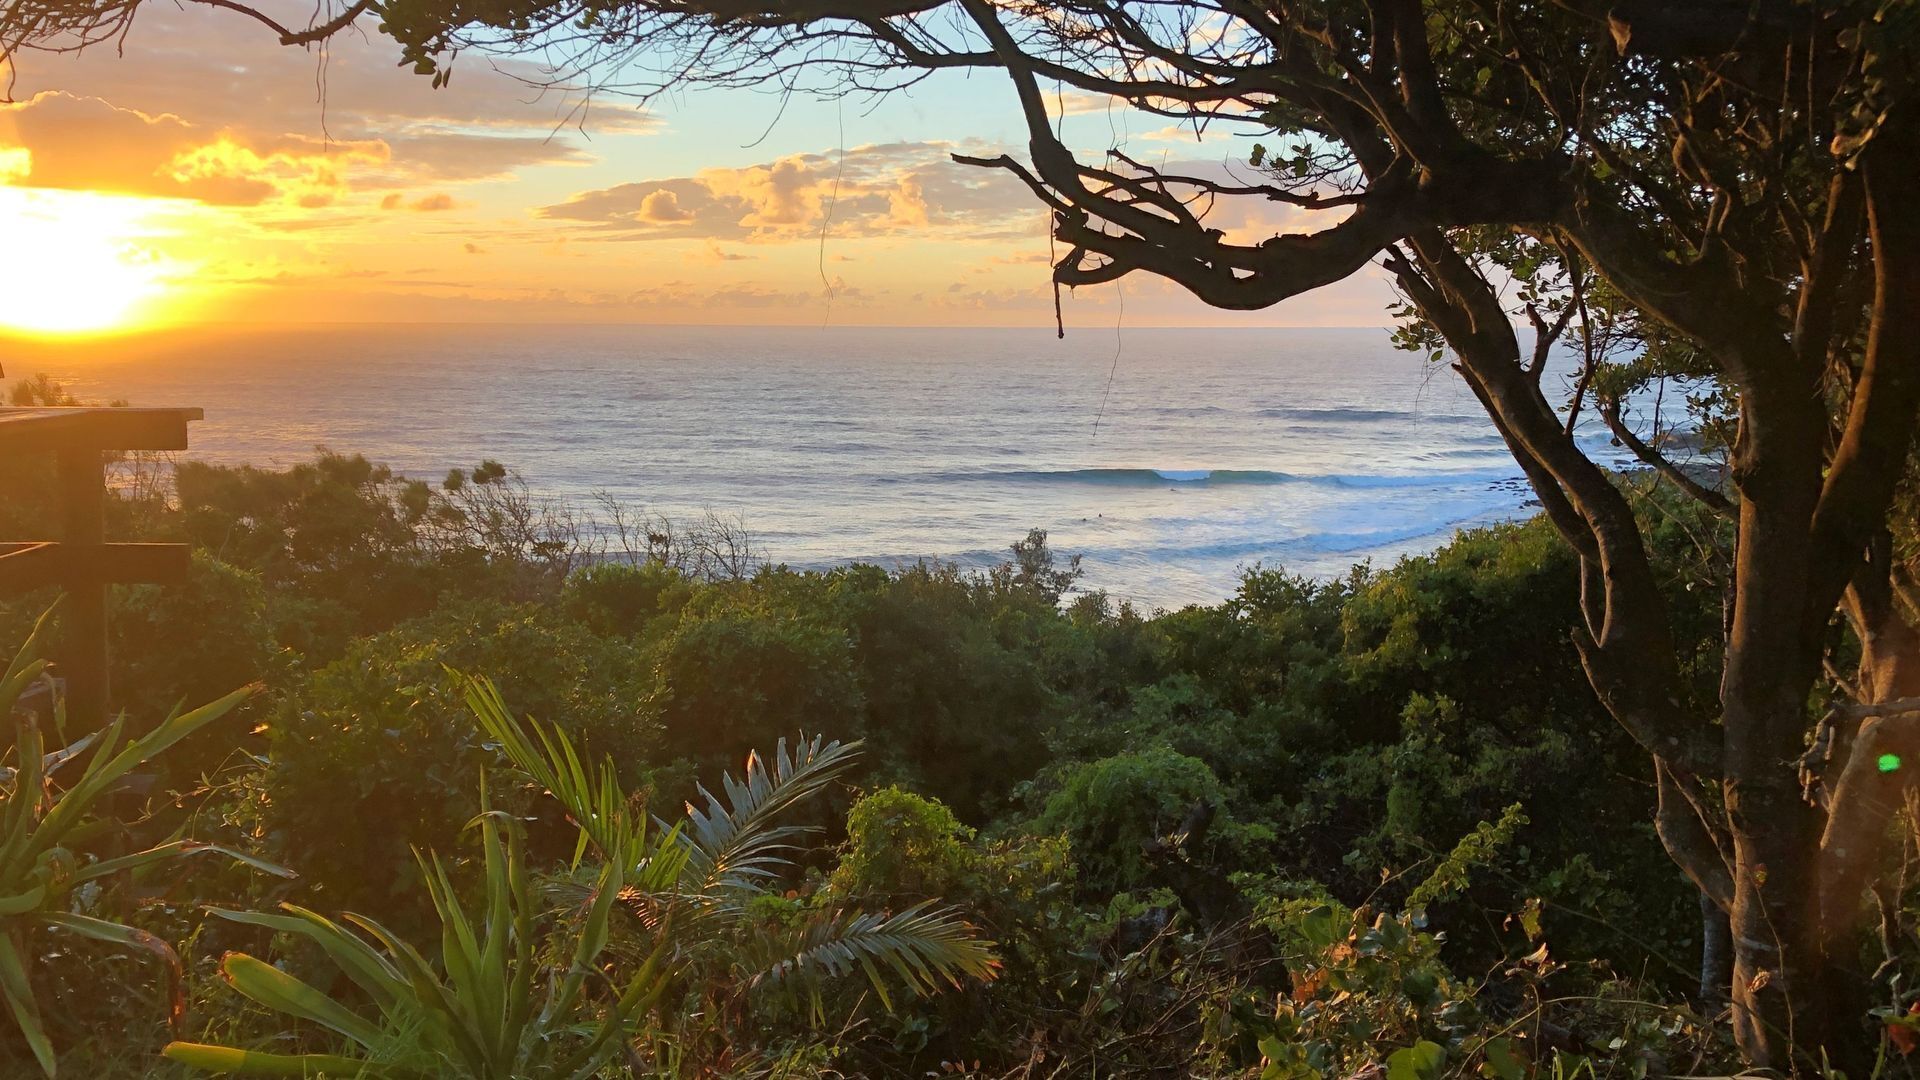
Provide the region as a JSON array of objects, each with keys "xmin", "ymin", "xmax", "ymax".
[
  {"xmin": 830, "ymin": 786, "xmax": 978, "ymax": 902},
  {"xmin": 0, "ymin": 608, "xmax": 287, "ymax": 1077},
  {"xmin": 263, "ymin": 598, "xmax": 653, "ymax": 918},
  {"xmin": 167, "ymin": 681, "xmax": 1000, "ymax": 1078},
  {"xmin": 559, "ymin": 559, "xmax": 689, "ymax": 636},
  {"xmin": 107, "ymin": 554, "xmax": 290, "ymax": 786},
  {"xmin": 646, "ymin": 597, "xmax": 861, "ymax": 769},
  {"xmin": 834, "ymin": 562, "xmax": 1064, "ymax": 821},
  {"xmin": 1033, "ymin": 748, "xmax": 1266, "ymax": 893}
]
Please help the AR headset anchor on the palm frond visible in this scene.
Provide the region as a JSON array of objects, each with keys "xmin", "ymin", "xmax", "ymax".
[
  {"xmin": 449, "ymin": 675, "xmax": 991, "ymax": 1052},
  {"xmin": 676, "ymin": 733, "xmax": 861, "ymax": 896},
  {"xmin": 746, "ymin": 901, "xmax": 1000, "ymax": 1015},
  {"xmin": 464, "ymin": 670, "xmax": 859, "ymax": 905}
]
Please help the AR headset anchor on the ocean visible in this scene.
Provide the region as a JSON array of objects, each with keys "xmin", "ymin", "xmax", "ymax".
[{"xmin": 12, "ymin": 323, "xmax": 1640, "ymax": 609}]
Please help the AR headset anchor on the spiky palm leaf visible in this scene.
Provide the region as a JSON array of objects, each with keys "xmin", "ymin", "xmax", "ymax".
[
  {"xmin": 463, "ymin": 675, "xmax": 640, "ymax": 866},
  {"xmin": 459, "ymin": 673, "xmax": 1000, "ymax": 1014},
  {"xmin": 744, "ymin": 901, "xmax": 1003, "ymax": 1016},
  {"xmin": 175, "ymin": 673, "xmax": 1004, "ymax": 1077},
  {"xmin": 465, "ymin": 674, "xmax": 857, "ymax": 912},
  {"xmin": 675, "ymin": 732, "xmax": 860, "ymax": 896}
]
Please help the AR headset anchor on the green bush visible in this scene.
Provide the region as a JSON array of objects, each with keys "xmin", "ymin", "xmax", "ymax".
[
  {"xmin": 646, "ymin": 595, "xmax": 861, "ymax": 769},
  {"xmin": 263, "ymin": 598, "xmax": 653, "ymax": 918},
  {"xmin": 559, "ymin": 559, "xmax": 689, "ymax": 636},
  {"xmin": 833, "ymin": 562, "xmax": 1065, "ymax": 821},
  {"xmin": 112, "ymin": 554, "xmax": 282, "ymax": 713},
  {"xmin": 821, "ymin": 788, "xmax": 1089, "ymax": 1071},
  {"xmin": 831, "ymin": 786, "xmax": 978, "ymax": 902},
  {"xmin": 1033, "ymin": 748, "xmax": 1267, "ymax": 893},
  {"xmin": 0, "ymin": 607, "xmax": 287, "ymax": 1078}
]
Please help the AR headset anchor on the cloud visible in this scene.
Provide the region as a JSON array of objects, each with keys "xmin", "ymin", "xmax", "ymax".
[
  {"xmin": 913, "ymin": 282, "xmax": 1058, "ymax": 312},
  {"xmin": 381, "ymin": 191, "xmax": 458, "ymax": 211},
  {"xmin": 1136, "ymin": 123, "xmax": 1240, "ymax": 145},
  {"xmin": 639, "ymin": 189, "xmax": 694, "ymax": 223},
  {"xmin": 5, "ymin": 0, "xmax": 661, "ymax": 145},
  {"xmin": 534, "ymin": 142, "xmax": 1330, "ymax": 256},
  {"xmin": 1047, "ymin": 91, "xmax": 1127, "ymax": 118},
  {"xmin": 701, "ymin": 284, "xmax": 820, "ymax": 309},
  {"xmin": 696, "ymin": 240, "xmax": 754, "ymax": 262},
  {"xmin": 0, "ymin": 0, "xmax": 635, "ymax": 210},
  {"xmin": 0, "ymin": 0, "xmax": 1391, "ymax": 327},
  {"xmin": 0, "ymin": 92, "xmax": 386, "ymax": 206},
  {"xmin": 364, "ymin": 131, "xmax": 591, "ymax": 183},
  {"xmin": 538, "ymin": 141, "xmax": 1038, "ymax": 243}
]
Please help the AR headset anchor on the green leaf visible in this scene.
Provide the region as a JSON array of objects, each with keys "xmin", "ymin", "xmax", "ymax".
[
  {"xmin": 1298, "ymin": 905, "xmax": 1341, "ymax": 949},
  {"xmin": 0, "ymin": 884, "xmax": 48, "ymax": 916},
  {"xmin": 0, "ymin": 936, "xmax": 53, "ymax": 1077},
  {"xmin": 205, "ymin": 906, "xmax": 407, "ymax": 1012},
  {"xmin": 43, "ymin": 912, "xmax": 184, "ymax": 1029},
  {"xmin": 1387, "ymin": 1040, "xmax": 1446, "ymax": 1080},
  {"xmin": 39, "ymin": 686, "xmax": 254, "ymax": 846},
  {"xmin": 747, "ymin": 900, "xmax": 999, "ymax": 1010},
  {"xmin": 1480, "ymin": 1036, "xmax": 1526, "ymax": 1080},
  {"xmin": 221, "ymin": 952, "xmax": 387, "ymax": 1049},
  {"xmin": 72, "ymin": 840, "xmax": 294, "ymax": 885},
  {"xmin": 163, "ymin": 1042, "xmax": 384, "ymax": 1076}
]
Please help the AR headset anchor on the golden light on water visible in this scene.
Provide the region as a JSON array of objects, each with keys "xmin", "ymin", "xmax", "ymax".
[{"xmin": 0, "ymin": 181, "xmax": 185, "ymax": 337}]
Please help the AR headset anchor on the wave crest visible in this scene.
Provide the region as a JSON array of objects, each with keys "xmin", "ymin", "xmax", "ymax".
[{"xmin": 941, "ymin": 467, "xmax": 1517, "ymax": 489}]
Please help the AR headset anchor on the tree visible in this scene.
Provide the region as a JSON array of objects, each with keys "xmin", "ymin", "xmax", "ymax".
[
  {"xmin": 995, "ymin": 527, "xmax": 1083, "ymax": 604},
  {"xmin": 8, "ymin": 0, "xmax": 1919, "ymax": 1066}
]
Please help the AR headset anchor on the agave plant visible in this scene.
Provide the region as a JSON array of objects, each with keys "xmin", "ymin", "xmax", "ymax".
[
  {"xmin": 0, "ymin": 605, "xmax": 289, "ymax": 1077},
  {"xmin": 165, "ymin": 675, "xmax": 998, "ymax": 1077}
]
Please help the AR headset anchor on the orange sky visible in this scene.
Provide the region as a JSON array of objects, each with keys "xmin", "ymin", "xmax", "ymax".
[{"xmin": 0, "ymin": 2, "xmax": 1398, "ymax": 333}]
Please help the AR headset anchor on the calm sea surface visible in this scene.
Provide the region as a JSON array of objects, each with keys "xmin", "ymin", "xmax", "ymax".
[{"xmin": 12, "ymin": 324, "xmax": 1638, "ymax": 609}]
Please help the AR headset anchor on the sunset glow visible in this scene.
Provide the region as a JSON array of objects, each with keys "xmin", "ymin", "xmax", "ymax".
[
  {"xmin": 0, "ymin": 0, "xmax": 1395, "ymax": 330},
  {"xmin": 0, "ymin": 185, "xmax": 183, "ymax": 336}
]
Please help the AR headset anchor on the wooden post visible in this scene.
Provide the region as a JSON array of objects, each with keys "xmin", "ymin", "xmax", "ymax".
[
  {"xmin": 1, "ymin": 407, "xmax": 201, "ymax": 736},
  {"xmin": 57, "ymin": 448, "xmax": 109, "ymax": 732}
]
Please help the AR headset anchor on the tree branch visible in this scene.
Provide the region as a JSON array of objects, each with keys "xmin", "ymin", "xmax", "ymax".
[
  {"xmin": 1598, "ymin": 400, "xmax": 1734, "ymax": 518},
  {"xmin": 1657, "ymin": 761, "xmax": 1735, "ymax": 911}
]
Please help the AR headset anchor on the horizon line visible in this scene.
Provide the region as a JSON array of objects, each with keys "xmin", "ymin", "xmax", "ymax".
[{"xmin": 2, "ymin": 320, "xmax": 1397, "ymax": 342}]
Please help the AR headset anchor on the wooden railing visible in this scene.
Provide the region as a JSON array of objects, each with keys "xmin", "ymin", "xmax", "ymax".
[{"xmin": 0, "ymin": 407, "xmax": 202, "ymax": 730}]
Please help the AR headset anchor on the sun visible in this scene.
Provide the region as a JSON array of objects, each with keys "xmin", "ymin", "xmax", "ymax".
[{"xmin": 0, "ymin": 186, "xmax": 181, "ymax": 336}]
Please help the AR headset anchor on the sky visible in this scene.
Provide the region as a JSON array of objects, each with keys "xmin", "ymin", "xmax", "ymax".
[{"xmin": 0, "ymin": 0, "xmax": 1397, "ymax": 333}]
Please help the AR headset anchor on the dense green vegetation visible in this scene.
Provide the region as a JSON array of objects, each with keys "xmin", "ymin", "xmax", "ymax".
[
  {"xmin": 4, "ymin": 0, "xmax": 1915, "ymax": 1065},
  {"xmin": 11, "ymin": 379, "xmax": 1855, "ymax": 1076}
]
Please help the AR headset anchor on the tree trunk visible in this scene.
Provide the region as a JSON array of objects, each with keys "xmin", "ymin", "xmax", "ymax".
[
  {"xmin": 1723, "ymin": 773, "xmax": 1825, "ymax": 1064},
  {"xmin": 1699, "ymin": 890, "xmax": 1730, "ymax": 1005},
  {"xmin": 1820, "ymin": 585, "xmax": 1920, "ymax": 946},
  {"xmin": 1708, "ymin": 299, "xmax": 1835, "ymax": 1059}
]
